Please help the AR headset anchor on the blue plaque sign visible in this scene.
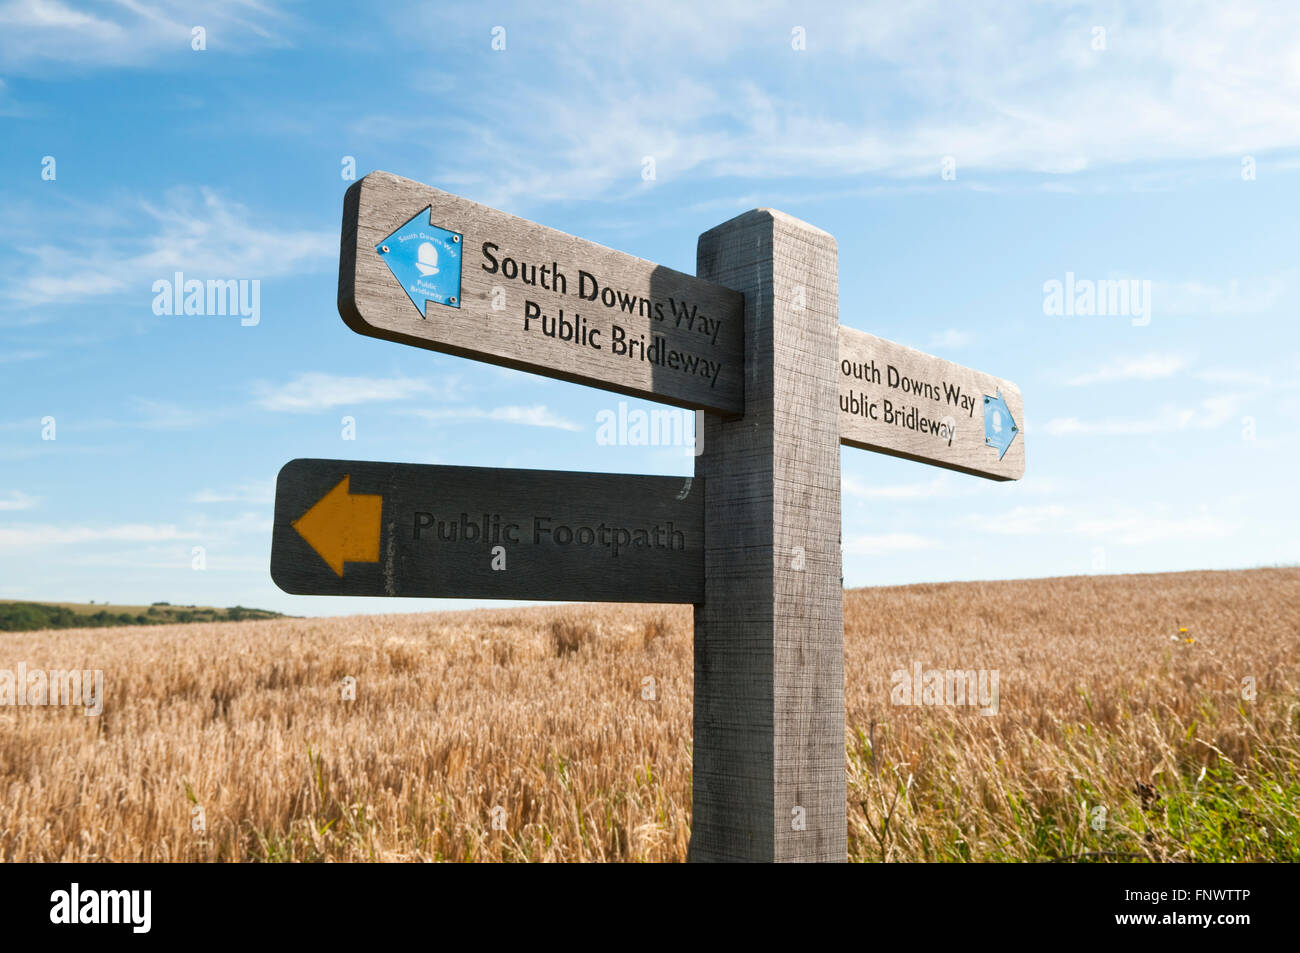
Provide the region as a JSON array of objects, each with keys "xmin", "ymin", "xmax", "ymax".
[
  {"xmin": 983, "ymin": 389, "xmax": 1019, "ymax": 460},
  {"xmin": 377, "ymin": 207, "xmax": 463, "ymax": 314}
]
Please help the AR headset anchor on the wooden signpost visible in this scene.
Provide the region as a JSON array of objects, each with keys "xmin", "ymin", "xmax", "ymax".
[
  {"xmin": 339, "ymin": 171, "xmax": 744, "ymax": 416},
  {"xmin": 271, "ymin": 170, "xmax": 1026, "ymax": 863},
  {"xmin": 271, "ymin": 460, "xmax": 702, "ymax": 603},
  {"xmin": 839, "ymin": 326, "xmax": 1025, "ymax": 481}
]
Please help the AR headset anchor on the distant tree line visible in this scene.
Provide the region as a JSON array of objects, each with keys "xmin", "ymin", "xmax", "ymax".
[{"xmin": 0, "ymin": 602, "xmax": 284, "ymax": 632}]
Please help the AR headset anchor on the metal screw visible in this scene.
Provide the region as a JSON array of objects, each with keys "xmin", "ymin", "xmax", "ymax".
[
  {"xmin": 449, "ymin": 296, "xmax": 458, "ymax": 305},
  {"xmin": 380, "ymin": 245, "xmax": 389, "ymax": 253},
  {"xmin": 452, "ymin": 235, "xmax": 460, "ymax": 243}
]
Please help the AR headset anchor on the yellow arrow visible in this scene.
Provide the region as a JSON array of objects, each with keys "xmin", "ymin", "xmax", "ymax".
[{"xmin": 292, "ymin": 475, "xmax": 382, "ymax": 577}]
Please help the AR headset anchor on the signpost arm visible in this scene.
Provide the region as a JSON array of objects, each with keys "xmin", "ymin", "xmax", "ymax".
[{"xmin": 690, "ymin": 209, "xmax": 845, "ymax": 862}]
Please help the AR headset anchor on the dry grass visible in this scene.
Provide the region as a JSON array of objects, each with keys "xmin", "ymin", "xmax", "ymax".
[
  {"xmin": 844, "ymin": 567, "xmax": 1300, "ymax": 862},
  {"xmin": 1, "ymin": 567, "xmax": 1296, "ymax": 861}
]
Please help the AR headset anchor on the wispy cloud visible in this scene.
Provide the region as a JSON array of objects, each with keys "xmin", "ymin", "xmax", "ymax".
[
  {"xmin": 253, "ymin": 373, "xmax": 452, "ymax": 413},
  {"xmin": 130, "ymin": 398, "xmax": 212, "ymax": 431},
  {"xmin": 1156, "ymin": 274, "xmax": 1290, "ymax": 318},
  {"xmin": 964, "ymin": 503, "xmax": 1237, "ymax": 544},
  {"xmin": 190, "ymin": 482, "xmax": 274, "ymax": 504},
  {"xmin": 5, "ymin": 187, "xmax": 333, "ymax": 312},
  {"xmin": 381, "ymin": 3, "xmax": 1300, "ymax": 206},
  {"xmin": 1073, "ymin": 513, "xmax": 1238, "ymax": 546},
  {"xmin": 964, "ymin": 504, "xmax": 1070, "ymax": 537},
  {"xmin": 409, "ymin": 405, "xmax": 582, "ymax": 432},
  {"xmin": 0, "ymin": 0, "xmax": 293, "ymax": 72},
  {"xmin": 0, "ymin": 522, "xmax": 195, "ymax": 548},
  {"xmin": 0, "ymin": 401, "xmax": 225, "ymax": 435},
  {"xmin": 1066, "ymin": 354, "xmax": 1188, "ymax": 386},
  {"xmin": 843, "ymin": 475, "xmax": 962, "ymax": 500},
  {"xmin": 60, "ymin": 546, "xmax": 268, "ymax": 572},
  {"xmin": 0, "ymin": 490, "xmax": 39, "ymax": 511},
  {"xmin": 0, "ymin": 75, "xmax": 18, "ymax": 115},
  {"xmin": 844, "ymin": 532, "xmax": 938, "ymax": 554},
  {"xmin": 0, "ymin": 511, "xmax": 271, "ymax": 550},
  {"xmin": 927, "ymin": 329, "xmax": 972, "ymax": 350},
  {"xmin": 190, "ymin": 512, "xmax": 273, "ymax": 538},
  {"xmin": 1044, "ymin": 394, "xmax": 1245, "ymax": 436},
  {"xmin": 1193, "ymin": 368, "xmax": 1273, "ymax": 387}
]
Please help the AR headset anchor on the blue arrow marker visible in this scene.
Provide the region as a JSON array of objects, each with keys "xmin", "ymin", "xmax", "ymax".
[
  {"xmin": 376, "ymin": 207, "xmax": 462, "ymax": 315},
  {"xmin": 983, "ymin": 389, "xmax": 1019, "ymax": 460}
]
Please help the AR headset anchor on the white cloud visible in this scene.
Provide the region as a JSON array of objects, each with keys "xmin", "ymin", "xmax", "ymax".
[
  {"xmin": 59, "ymin": 544, "xmax": 268, "ymax": 572},
  {"xmin": 1193, "ymin": 368, "xmax": 1273, "ymax": 387},
  {"xmin": 191, "ymin": 482, "xmax": 274, "ymax": 504},
  {"xmin": 6, "ymin": 187, "xmax": 334, "ymax": 311},
  {"xmin": 1156, "ymin": 274, "xmax": 1290, "ymax": 318},
  {"xmin": 843, "ymin": 475, "xmax": 961, "ymax": 500},
  {"xmin": 963, "ymin": 504, "xmax": 1070, "ymax": 537},
  {"xmin": 0, "ymin": 349, "xmax": 44, "ymax": 363},
  {"xmin": 1066, "ymin": 354, "xmax": 1188, "ymax": 386},
  {"xmin": 1044, "ymin": 394, "xmax": 1245, "ymax": 436},
  {"xmin": 844, "ymin": 533, "xmax": 938, "ymax": 554},
  {"xmin": 374, "ymin": 3, "xmax": 1300, "ymax": 206},
  {"xmin": 0, "ymin": 400, "xmax": 227, "ymax": 434},
  {"xmin": 0, "ymin": 75, "xmax": 22, "ymax": 116},
  {"xmin": 191, "ymin": 512, "xmax": 273, "ymax": 538},
  {"xmin": 253, "ymin": 373, "xmax": 449, "ymax": 413},
  {"xmin": 0, "ymin": 511, "xmax": 268, "ymax": 550},
  {"xmin": 927, "ymin": 329, "xmax": 972, "ymax": 350},
  {"xmin": 963, "ymin": 503, "xmax": 1237, "ymax": 544},
  {"xmin": 0, "ymin": 0, "xmax": 291, "ymax": 71},
  {"xmin": 410, "ymin": 405, "xmax": 582, "ymax": 432},
  {"xmin": 130, "ymin": 398, "xmax": 211, "ymax": 431},
  {"xmin": 0, "ymin": 522, "xmax": 195, "ymax": 548},
  {"xmin": 0, "ymin": 490, "xmax": 39, "ymax": 511},
  {"xmin": 0, "ymin": 0, "xmax": 121, "ymax": 36},
  {"xmin": 1073, "ymin": 513, "xmax": 1238, "ymax": 546}
]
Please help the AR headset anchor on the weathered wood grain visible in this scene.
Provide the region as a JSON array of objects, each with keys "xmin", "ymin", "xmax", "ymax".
[
  {"xmin": 839, "ymin": 325, "xmax": 1025, "ymax": 480},
  {"xmin": 339, "ymin": 171, "xmax": 744, "ymax": 416},
  {"xmin": 690, "ymin": 209, "xmax": 846, "ymax": 862},
  {"xmin": 271, "ymin": 459, "xmax": 703, "ymax": 603}
]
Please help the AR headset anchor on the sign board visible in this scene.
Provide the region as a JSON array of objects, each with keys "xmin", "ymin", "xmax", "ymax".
[
  {"xmin": 271, "ymin": 458, "xmax": 703, "ymax": 603},
  {"xmin": 339, "ymin": 171, "xmax": 745, "ymax": 416},
  {"xmin": 280, "ymin": 174, "xmax": 1031, "ymax": 862},
  {"xmin": 839, "ymin": 325, "xmax": 1025, "ymax": 481}
]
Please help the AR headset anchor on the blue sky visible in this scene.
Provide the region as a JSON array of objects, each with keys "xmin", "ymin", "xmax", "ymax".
[{"xmin": 1, "ymin": 0, "xmax": 1297, "ymax": 616}]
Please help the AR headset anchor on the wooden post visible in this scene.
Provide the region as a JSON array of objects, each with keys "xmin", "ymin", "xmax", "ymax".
[
  {"xmin": 689, "ymin": 209, "xmax": 845, "ymax": 862},
  {"xmin": 316, "ymin": 173, "xmax": 1026, "ymax": 860}
]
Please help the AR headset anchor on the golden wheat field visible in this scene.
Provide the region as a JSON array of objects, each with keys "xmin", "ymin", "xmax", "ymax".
[{"xmin": 1, "ymin": 567, "xmax": 1297, "ymax": 862}]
